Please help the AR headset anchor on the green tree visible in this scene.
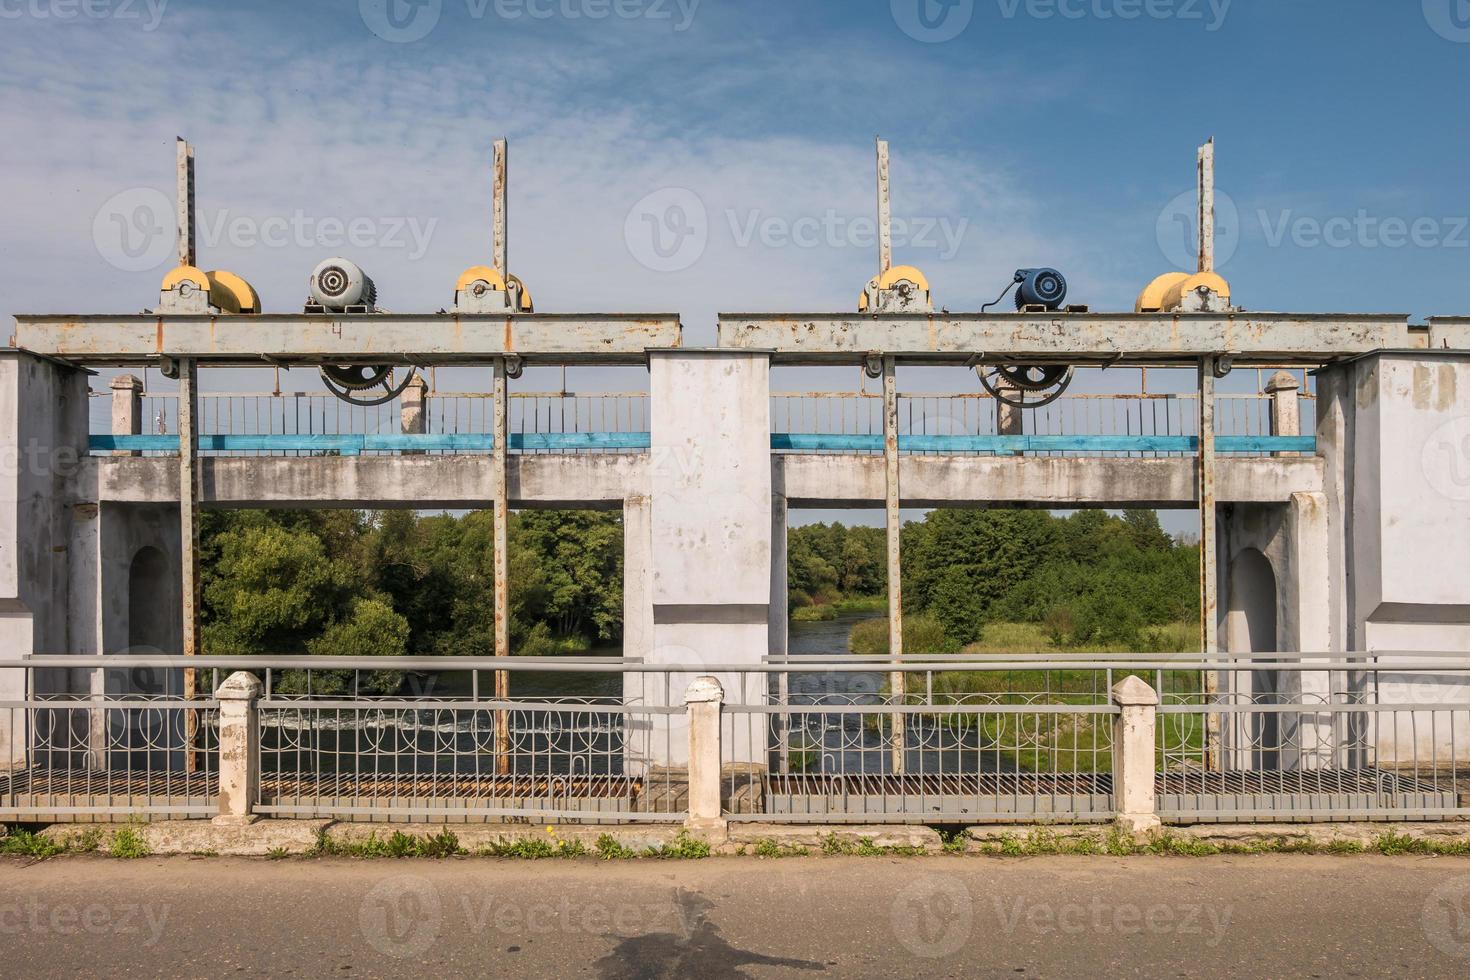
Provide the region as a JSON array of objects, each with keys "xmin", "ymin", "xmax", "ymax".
[{"xmin": 201, "ymin": 521, "xmax": 358, "ymax": 655}]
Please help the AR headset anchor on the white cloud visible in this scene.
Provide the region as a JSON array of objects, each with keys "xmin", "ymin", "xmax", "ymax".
[{"xmin": 0, "ymin": 7, "xmax": 1125, "ymax": 399}]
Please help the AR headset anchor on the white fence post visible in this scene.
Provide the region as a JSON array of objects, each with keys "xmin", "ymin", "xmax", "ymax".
[
  {"xmin": 110, "ymin": 374, "xmax": 143, "ymax": 457},
  {"xmin": 1111, "ymin": 675, "xmax": 1162, "ymax": 836},
  {"xmin": 213, "ymin": 671, "xmax": 262, "ymax": 826},
  {"xmin": 684, "ymin": 676, "xmax": 727, "ymax": 837},
  {"xmin": 400, "ymin": 374, "xmax": 428, "ymax": 455},
  {"xmin": 400, "ymin": 374, "xmax": 427, "ymax": 435},
  {"xmin": 1266, "ymin": 371, "xmax": 1302, "ymax": 457}
]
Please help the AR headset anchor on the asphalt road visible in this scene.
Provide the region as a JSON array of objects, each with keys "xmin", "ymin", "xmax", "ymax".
[{"xmin": 1, "ymin": 855, "xmax": 1469, "ymax": 978}]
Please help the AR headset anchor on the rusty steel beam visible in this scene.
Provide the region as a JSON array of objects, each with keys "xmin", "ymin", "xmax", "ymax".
[
  {"xmin": 716, "ymin": 313, "xmax": 1413, "ymax": 365},
  {"xmin": 493, "ymin": 138, "xmax": 509, "ymax": 278},
  {"xmin": 493, "ymin": 357, "xmax": 511, "ymax": 775},
  {"xmin": 883, "ymin": 355, "xmax": 904, "ymax": 775},
  {"xmin": 1197, "ymin": 139, "xmax": 1214, "ymax": 274},
  {"xmin": 1199, "ymin": 355, "xmax": 1221, "ymax": 773},
  {"xmin": 10, "ymin": 314, "xmax": 682, "ymax": 365},
  {"xmin": 176, "ymin": 138, "xmax": 196, "ymax": 270},
  {"xmin": 876, "ymin": 138, "xmax": 892, "ymax": 275},
  {"xmin": 177, "ymin": 356, "xmax": 201, "ymax": 773}
]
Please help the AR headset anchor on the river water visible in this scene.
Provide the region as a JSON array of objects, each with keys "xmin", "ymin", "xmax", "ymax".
[{"xmin": 502, "ymin": 614, "xmax": 884, "ymax": 700}]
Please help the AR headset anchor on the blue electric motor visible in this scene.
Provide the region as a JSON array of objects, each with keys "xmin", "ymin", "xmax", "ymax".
[{"xmin": 1014, "ymin": 268, "xmax": 1067, "ymax": 310}]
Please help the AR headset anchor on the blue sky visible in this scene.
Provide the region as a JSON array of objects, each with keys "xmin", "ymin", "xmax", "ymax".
[
  {"xmin": 1, "ymin": 1, "xmax": 1467, "ymax": 531},
  {"xmin": 3, "ymin": 0, "xmax": 1467, "ymax": 332}
]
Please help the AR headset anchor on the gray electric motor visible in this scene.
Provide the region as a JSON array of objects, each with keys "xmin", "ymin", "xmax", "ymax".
[{"xmin": 307, "ymin": 257, "xmax": 377, "ymax": 313}]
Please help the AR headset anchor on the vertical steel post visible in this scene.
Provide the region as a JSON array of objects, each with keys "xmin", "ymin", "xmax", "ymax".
[
  {"xmin": 883, "ymin": 355, "xmax": 905, "ymax": 774},
  {"xmin": 178, "ymin": 356, "xmax": 201, "ymax": 772},
  {"xmin": 1198, "ymin": 356, "xmax": 1220, "ymax": 771},
  {"xmin": 876, "ymin": 138, "xmax": 892, "ymax": 274},
  {"xmin": 493, "ymin": 357, "xmax": 511, "ymax": 774},
  {"xmin": 1197, "ymin": 139, "xmax": 1215, "ymax": 274},
  {"xmin": 493, "ymin": 138, "xmax": 509, "ymax": 276},
  {"xmin": 176, "ymin": 138, "xmax": 196, "ymax": 269}
]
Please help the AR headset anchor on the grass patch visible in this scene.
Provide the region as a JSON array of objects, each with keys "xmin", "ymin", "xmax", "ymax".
[
  {"xmin": 791, "ymin": 605, "xmax": 838, "ymax": 623},
  {"xmin": 595, "ymin": 834, "xmax": 638, "ymax": 861},
  {"xmin": 1375, "ymin": 831, "xmax": 1470, "ymax": 856},
  {"xmin": 0, "ymin": 829, "xmax": 65, "ymax": 859},
  {"xmin": 819, "ymin": 834, "xmax": 928, "ymax": 857},
  {"xmin": 961, "ymin": 620, "xmax": 1198, "ymax": 656},
  {"xmin": 850, "ymin": 612, "xmax": 959, "ymax": 656},
  {"xmin": 833, "ymin": 596, "xmax": 888, "ymax": 615},
  {"xmin": 752, "ymin": 838, "xmax": 809, "ymax": 858},
  {"xmin": 478, "ymin": 836, "xmax": 588, "ymax": 860},
  {"xmin": 967, "ymin": 828, "xmax": 1470, "ymax": 858},
  {"xmin": 309, "ymin": 828, "xmax": 468, "ymax": 859},
  {"xmin": 108, "ymin": 828, "xmax": 150, "ymax": 859},
  {"xmin": 647, "ymin": 832, "xmax": 711, "ymax": 860}
]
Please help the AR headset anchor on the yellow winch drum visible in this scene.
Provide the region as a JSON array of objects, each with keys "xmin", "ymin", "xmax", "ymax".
[
  {"xmin": 858, "ymin": 264, "xmax": 931, "ymax": 313},
  {"xmin": 455, "ymin": 265, "xmax": 534, "ymax": 312},
  {"xmin": 160, "ymin": 266, "xmax": 260, "ymax": 314}
]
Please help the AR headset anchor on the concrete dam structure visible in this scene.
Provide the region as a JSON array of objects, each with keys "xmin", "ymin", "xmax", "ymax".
[{"xmin": 1, "ymin": 138, "xmax": 1467, "ymax": 827}]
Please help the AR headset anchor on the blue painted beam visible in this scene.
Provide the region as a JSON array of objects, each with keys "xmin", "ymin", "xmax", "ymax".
[
  {"xmin": 89, "ymin": 432, "xmax": 657, "ymax": 454},
  {"xmin": 91, "ymin": 433, "xmax": 1317, "ymax": 455}
]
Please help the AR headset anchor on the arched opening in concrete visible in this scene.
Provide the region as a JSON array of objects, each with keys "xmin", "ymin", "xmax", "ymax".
[
  {"xmin": 1226, "ymin": 547, "xmax": 1280, "ymax": 769},
  {"xmin": 128, "ymin": 545, "xmax": 172, "ymax": 654},
  {"xmin": 1227, "ymin": 548, "xmax": 1277, "ymax": 655},
  {"xmin": 115, "ymin": 545, "xmax": 179, "ymax": 767},
  {"xmin": 125, "ymin": 544, "xmax": 179, "ymax": 700}
]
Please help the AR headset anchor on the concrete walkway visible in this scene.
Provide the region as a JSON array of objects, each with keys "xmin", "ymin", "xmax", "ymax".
[{"xmin": 1, "ymin": 855, "xmax": 1469, "ymax": 977}]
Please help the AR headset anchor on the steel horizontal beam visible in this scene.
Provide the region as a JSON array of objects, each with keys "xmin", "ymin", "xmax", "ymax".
[
  {"xmin": 717, "ymin": 312, "xmax": 1414, "ymax": 364},
  {"xmin": 10, "ymin": 313, "xmax": 682, "ymax": 365}
]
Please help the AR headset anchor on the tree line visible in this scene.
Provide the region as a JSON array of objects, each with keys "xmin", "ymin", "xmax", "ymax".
[
  {"xmin": 199, "ymin": 507, "xmax": 1198, "ymax": 666},
  {"xmin": 199, "ymin": 509, "xmax": 624, "ymax": 669},
  {"xmin": 791, "ymin": 509, "xmax": 1198, "ymax": 649}
]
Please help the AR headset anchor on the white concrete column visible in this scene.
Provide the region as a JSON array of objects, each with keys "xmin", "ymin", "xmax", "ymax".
[
  {"xmin": 622, "ymin": 494, "xmax": 655, "ymax": 776},
  {"xmin": 0, "ymin": 350, "xmax": 90, "ymax": 741},
  {"xmin": 399, "ymin": 374, "xmax": 427, "ymax": 455},
  {"xmin": 647, "ymin": 351, "xmax": 772, "ymax": 766},
  {"xmin": 770, "ymin": 492, "xmax": 790, "ymax": 773},
  {"xmin": 996, "ymin": 378, "xmax": 1023, "ymax": 457},
  {"xmin": 769, "ymin": 492, "xmax": 789, "ymax": 660},
  {"xmin": 1111, "ymin": 675, "xmax": 1161, "ymax": 836},
  {"xmin": 110, "ymin": 374, "xmax": 144, "ymax": 457},
  {"xmin": 213, "ymin": 671, "xmax": 262, "ymax": 825},
  {"xmin": 1266, "ymin": 371, "xmax": 1301, "ymax": 459},
  {"xmin": 1278, "ymin": 492, "xmax": 1335, "ymax": 769},
  {"xmin": 684, "ymin": 675, "xmax": 726, "ymax": 836},
  {"xmin": 1265, "ymin": 371, "xmax": 1301, "ymax": 439}
]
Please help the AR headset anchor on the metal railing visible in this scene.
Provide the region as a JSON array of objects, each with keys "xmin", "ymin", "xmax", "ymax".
[
  {"xmin": 93, "ymin": 384, "xmax": 1315, "ymax": 459},
  {"xmin": 773, "ymin": 390, "xmax": 1316, "ymax": 458},
  {"xmin": 1, "ymin": 659, "xmax": 219, "ymax": 818},
  {"xmin": 6, "ymin": 653, "xmax": 1465, "ymax": 826}
]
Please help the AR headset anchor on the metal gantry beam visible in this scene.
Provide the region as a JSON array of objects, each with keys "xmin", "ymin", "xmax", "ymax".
[
  {"xmin": 9, "ymin": 314, "xmax": 683, "ymax": 365},
  {"xmin": 716, "ymin": 313, "xmax": 1415, "ymax": 365}
]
